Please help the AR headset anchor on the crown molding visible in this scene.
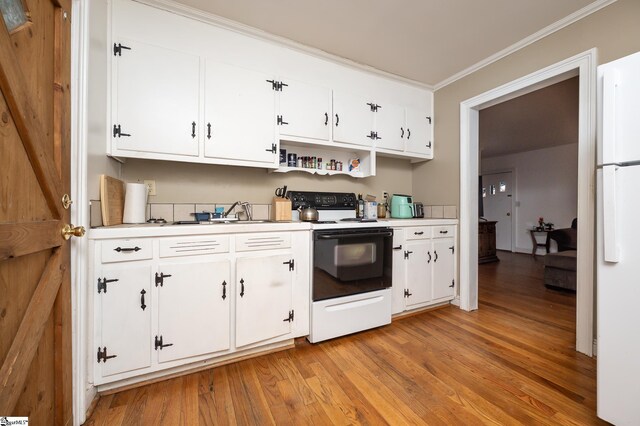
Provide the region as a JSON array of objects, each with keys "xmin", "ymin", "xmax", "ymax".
[
  {"xmin": 132, "ymin": 0, "xmax": 434, "ymax": 91},
  {"xmin": 433, "ymin": 0, "xmax": 617, "ymax": 90}
]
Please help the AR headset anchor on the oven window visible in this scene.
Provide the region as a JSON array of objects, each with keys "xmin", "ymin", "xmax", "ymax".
[{"xmin": 335, "ymin": 243, "xmax": 376, "ymax": 266}]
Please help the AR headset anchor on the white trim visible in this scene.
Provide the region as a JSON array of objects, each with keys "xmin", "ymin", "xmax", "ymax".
[
  {"xmin": 132, "ymin": 0, "xmax": 433, "ymax": 91},
  {"xmin": 71, "ymin": 0, "xmax": 94, "ymax": 424},
  {"xmin": 459, "ymin": 49, "xmax": 597, "ymax": 356},
  {"xmin": 435, "ymin": 0, "xmax": 616, "ymax": 90}
]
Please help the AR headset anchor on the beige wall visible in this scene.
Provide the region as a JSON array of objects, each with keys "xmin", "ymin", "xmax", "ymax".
[
  {"xmin": 412, "ymin": 0, "xmax": 640, "ymax": 206},
  {"xmin": 120, "ymin": 156, "xmax": 412, "ymax": 204}
]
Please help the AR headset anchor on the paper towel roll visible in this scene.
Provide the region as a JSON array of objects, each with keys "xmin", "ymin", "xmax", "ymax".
[{"xmin": 123, "ymin": 183, "xmax": 148, "ymax": 224}]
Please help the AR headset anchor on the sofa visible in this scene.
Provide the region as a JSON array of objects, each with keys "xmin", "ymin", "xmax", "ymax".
[{"xmin": 544, "ymin": 218, "xmax": 577, "ymax": 291}]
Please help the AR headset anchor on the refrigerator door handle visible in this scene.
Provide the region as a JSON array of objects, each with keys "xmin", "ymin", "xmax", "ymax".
[
  {"xmin": 602, "ymin": 69, "xmax": 619, "ymax": 165},
  {"xmin": 602, "ymin": 165, "xmax": 620, "ymax": 263}
]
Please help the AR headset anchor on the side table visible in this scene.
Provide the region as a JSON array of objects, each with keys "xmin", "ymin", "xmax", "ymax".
[{"xmin": 529, "ymin": 228, "xmax": 553, "ymax": 257}]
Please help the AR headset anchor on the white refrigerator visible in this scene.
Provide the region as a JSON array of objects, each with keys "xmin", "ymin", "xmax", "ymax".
[{"xmin": 597, "ymin": 51, "xmax": 640, "ymax": 425}]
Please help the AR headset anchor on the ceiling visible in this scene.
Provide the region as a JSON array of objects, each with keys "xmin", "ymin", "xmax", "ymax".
[
  {"xmin": 170, "ymin": 0, "xmax": 599, "ymax": 86},
  {"xmin": 479, "ymin": 76, "xmax": 579, "ymax": 158}
]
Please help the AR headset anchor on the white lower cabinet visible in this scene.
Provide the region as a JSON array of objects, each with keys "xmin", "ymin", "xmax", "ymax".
[
  {"xmin": 92, "ymin": 231, "xmax": 309, "ymax": 387},
  {"xmin": 235, "ymin": 254, "xmax": 294, "ymax": 347},
  {"xmin": 156, "ymin": 260, "xmax": 231, "ymax": 363},
  {"xmin": 392, "ymin": 224, "xmax": 457, "ymax": 314},
  {"xmin": 97, "ymin": 265, "xmax": 152, "ymax": 378}
]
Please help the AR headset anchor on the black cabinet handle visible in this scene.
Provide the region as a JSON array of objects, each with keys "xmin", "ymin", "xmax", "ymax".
[
  {"xmin": 324, "ymin": 112, "xmax": 328, "ymax": 126},
  {"xmin": 439, "ymin": 230, "xmax": 449, "ymax": 234},
  {"xmin": 414, "ymin": 231, "xmax": 424, "ymax": 235},
  {"xmin": 191, "ymin": 121, "xmax": 196, "ymax": 138},
  {"xmin": 240, "ymin": 278, "xmax": 245, "ymax": 297},
  {"xmin": 427, "ymin": 251, "xmax": 432, "ymax": 263},
  {"xmin": 140, "ymin": 289, "xmax": 146, "ymax": 311},
  {"xmin": 207, "ymin": 123, "xmax": 212, "ymax": 139},
  {"xmin": 222, "ymin": 280, "xmax": 227, "ymax": 300},
  {"xmin": 393, "ymin": 245, "xmax": 402, "ymax": 250},
  {"xmin": 407, "ymin": 129, "xmax": 411, "ymax": 140},
  {"xmin": 114, "ymin": 246, "xmax": 141, "ymax": 252},
  {"xmin": 401, "ymin": 127, "xmax": 404, "ymax": 138},
  {"xmin": 434, "ymin": 251, "xmax": 438, "ymax": 262},
  {"xmin": 335, "ymin": 114, "xmax": 339, "ymax": 126}
]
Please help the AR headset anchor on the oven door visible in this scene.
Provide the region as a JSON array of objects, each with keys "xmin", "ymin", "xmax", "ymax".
[{"xmin": 313, "ymin": 228, "xmax": 393, "ymax": 301}]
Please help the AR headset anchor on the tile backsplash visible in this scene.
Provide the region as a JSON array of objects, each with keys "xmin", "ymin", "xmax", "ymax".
[{"xmin": 90, "ymin": 201, "xmax": 457, "ymax": 227}]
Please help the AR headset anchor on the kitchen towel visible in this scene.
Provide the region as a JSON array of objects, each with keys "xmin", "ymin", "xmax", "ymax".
[{"xmin": 123, "ymin": 182, "xmax": 148, "ymax": 223}]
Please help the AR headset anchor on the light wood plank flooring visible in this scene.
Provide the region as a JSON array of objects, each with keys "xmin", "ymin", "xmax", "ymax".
[{"xmin": 85, "ymin": 251, "xmax": 604, "ymax": 425}]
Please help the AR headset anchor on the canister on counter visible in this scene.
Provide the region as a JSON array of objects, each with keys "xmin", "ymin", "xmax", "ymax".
[{"xmin": 287, "ymin": 153, "xmax": 297, "ymax": 167}]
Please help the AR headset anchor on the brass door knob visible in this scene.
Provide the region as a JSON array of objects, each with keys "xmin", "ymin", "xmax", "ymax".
[{"xmin": 62, "ymin": 224, "xmax": 86, "ymax": 240}]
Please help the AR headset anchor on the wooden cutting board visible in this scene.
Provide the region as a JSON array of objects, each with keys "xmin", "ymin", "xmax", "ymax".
[{"xmin": 100, "ymin": 175, "xmax": 125, "ymax": 226}]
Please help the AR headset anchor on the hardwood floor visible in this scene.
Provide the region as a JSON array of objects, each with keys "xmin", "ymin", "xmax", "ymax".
[{"xmin": 85, "ymin": 251, "xmax": 604, "ymax": 425}]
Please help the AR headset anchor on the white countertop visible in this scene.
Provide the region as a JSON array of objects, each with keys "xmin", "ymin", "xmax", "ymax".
[{"xmin": 89, "ymin": 218, "xmax": 458, "ymax": 239}]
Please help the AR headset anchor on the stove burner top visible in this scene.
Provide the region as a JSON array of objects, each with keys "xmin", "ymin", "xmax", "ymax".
[
  {"xmin": 147, "ymin": 218, "xmax": 167, "ymax": 224},
  {"xmin": 340, "ymin": 218, "xmax": 378, "ymax": 223},
  {"xmin": 311, "ymin": 220, "xmax": 337, "ymax": 224}
]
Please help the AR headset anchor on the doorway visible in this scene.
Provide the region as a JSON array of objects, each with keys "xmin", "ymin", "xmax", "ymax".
[
  {"xmin": 481, "ymin": 171, "xmax": 513, "ymax": 251},
  {"xmin": 458, "ymin": 50, "xmax": 596, "ymax": 356}
]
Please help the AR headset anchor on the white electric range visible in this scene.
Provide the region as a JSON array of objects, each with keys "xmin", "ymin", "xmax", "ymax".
[{"xmin": 287, "ymin": 191, "xmax": 393, "ymax": 343}]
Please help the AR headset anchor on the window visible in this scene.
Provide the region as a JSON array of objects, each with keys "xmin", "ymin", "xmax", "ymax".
[
  {"xmin": 0, "ymin": 0, "xmax": 31, "ymax": 34},
  {"xmin": 499, "ymin": 181, "xmax": 507, "ymax": 192}
]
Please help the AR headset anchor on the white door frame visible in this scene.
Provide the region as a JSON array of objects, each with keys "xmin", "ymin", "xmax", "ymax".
[{"xmin": 459, "ymin": 49, "xmax": 596, "ymax": 356}]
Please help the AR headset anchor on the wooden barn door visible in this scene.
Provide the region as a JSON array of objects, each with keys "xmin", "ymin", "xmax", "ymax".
[{"xmin": 0, "ymin": 0, "xmax": 78, "ymax": 424}]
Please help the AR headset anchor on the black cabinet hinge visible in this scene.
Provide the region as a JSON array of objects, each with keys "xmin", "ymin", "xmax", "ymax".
[
  {"xmin": 283, "ymin": 310, "xmax": 294, "ymax": 322},
  {"xmin": 277, "ymin": 115, "xmax": 289, "ymax": 126},
  {"xmin": 97, "ymin": 347, "xmax": 117, "ymax": 363},
  {"xmin": 266, "ymin": 79, "xmax": 288, "ymax": 91},
  {"xmin": 155, "ymin": 335, "xmax": 173, "ymax": 350},
  {"xmin": 155, "ymin": 272, "xmax": 172, "ymax": 287},
  {"xmin": 427, "ymin": 141, "xmax": 432, "ymax": 149},
  {"xmin": 366, "ymin": 102, "xmax": 382, "ymax": 112},
  {"xmin": 449, "ymin": 245, "xmax": 455, "ymax": 254},
  {"xmin": 366, "ymin": 131, "xmax": 381, "ymax": 140},
  {"xmin": 449, "ymin": 279, "xmax": 455, "ymax": 288},
  {"xmin": 283, "ymin": 259, "xmax": 295, "ymax": 271},
  {"xmin": 393, "ymin": 245, "xmax": 402, "ymax": 250},
  {"xmin": 404, "ymin": 250, "xmax": 413, "ymax": 260},
  {"xmin": 404, "ymin": 289, "xmax": 412, "ymax": 298},
  {"xmin": 97, "ymin": 277, "xmax": 119, "ymax": 294},
  {"xmin": 265, "ymin": 143, "xmax": 277, "ymax": 154},
  {"xmin": 426, "ymin": 116, "xmax": 432, "ymax": 124},
  {"xmin": 113, "ymin": 43, "xmax": 131, "ymax": 56},
  {"xmin": 112, "ymin": 124, "xmax": 131, "ymax": 138}
]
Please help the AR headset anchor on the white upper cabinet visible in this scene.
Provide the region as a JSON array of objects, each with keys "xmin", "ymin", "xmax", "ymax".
[
  {"xmin": 278, "ymin": 78, "xmax": 331, "ymax": 142},
  {"xmin": 332, "ymin": 91, "xmax": 374, "ymax": 147},
  {"xmin": 405, "ymin": 107, "xmax": 433, "ymax": 156},
  {"xmin": 112, "ymin": 38, "xmax": 200, "ymax": 157},
  {"xmin": 374, "ymin": 101, "xmax": 406, "ymax": 151},
  {"xmin": 204, "ymin": 60, "xmax": 277, "ymax": 165}
]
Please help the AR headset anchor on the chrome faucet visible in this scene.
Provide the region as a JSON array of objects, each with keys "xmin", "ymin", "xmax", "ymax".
[{"xmin": 223, "ymin": 201, "xmax": 253, "ymax": 221}]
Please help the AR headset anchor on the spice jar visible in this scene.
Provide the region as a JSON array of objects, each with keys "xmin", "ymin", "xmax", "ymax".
[
  {"xmin": 317, "ymin": 157, "xmax": 323, "ymax": 169},
  {"xmin": 336, "ymin": 161, "xmax": 343, "ymax": 171}
]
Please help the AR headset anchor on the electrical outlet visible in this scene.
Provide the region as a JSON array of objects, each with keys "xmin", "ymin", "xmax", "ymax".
[{"xmin": 143, "ymin": 180, "xmax": 157, "ymax": 196}]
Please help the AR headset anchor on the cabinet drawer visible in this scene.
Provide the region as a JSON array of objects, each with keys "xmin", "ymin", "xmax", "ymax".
[
  {"xmin": 432, "ymin": 225, "xmax": 455, "ymax": 238},
  {"xmin": 101, "ymin": 239, "xmax": 152, "ymax": 263},
  {"xmin": 235, "ymin": 233, "xmax": 291, "ymax": 252},
  {"xmin": 405, "ymin": 227, "xmax": 431, "ymax": 240},
  {"xmin": 159, "ymin": 236, "xmax": 230, "ymax": 258}
]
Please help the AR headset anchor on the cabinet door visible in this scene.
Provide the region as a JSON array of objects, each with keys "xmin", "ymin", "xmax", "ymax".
[
  {"xmin": 391, "ymin": 229, "xmax": 406, "ymax": 314},
  {"xmin": 404, "ymin": 240, "xmax": 432, "ymax": 308},
  {"xmin": 204, "ymin": 60, "xmax": 277, "ymax": 165},
  {"xmin": 279, "ymin": 79, "xmax": 331, "ymax": 141},
  {"xmin": 432, "ymin": 239, "xmax": 456, "ymax": 300},
  {"xmin": 98, "ymin": 265, "xmax": 152, "ymax": 378},
  {"xmin": 332, "ymin": 91, "xmax": 374, "ymax": 147},
  {"xmin": 405, "ymin": 107, "xmax": 432, "ymax": 156},
  {"xmin": 113, "ymin": 38, "xmax": 200, "ymax": 156},
  {"xmin": 374, "ymin": 102, "xmax": 406, "ymax": 151},
  {"xmin": 236, "ymin": 254, "xmax": 293, "ymax": 347},
  {"xmin": 156, "ymin": 260, "xmax": 231, "ymax": 363}
]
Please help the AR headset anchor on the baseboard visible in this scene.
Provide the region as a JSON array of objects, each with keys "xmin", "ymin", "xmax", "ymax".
[{"xmin": 392, "ymin": 301, "xmax": 451, "ymax": 320}]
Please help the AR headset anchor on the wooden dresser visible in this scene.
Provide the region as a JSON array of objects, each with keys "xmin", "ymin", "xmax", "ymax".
[{"xmin": 479, "ymin": 221, "xmax": 499, "ymax": 263}]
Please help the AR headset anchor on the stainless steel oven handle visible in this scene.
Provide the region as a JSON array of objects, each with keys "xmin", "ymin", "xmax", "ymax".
[{"xmin": 317, "ymin": 231, "xmax": 393, "ymax": 239}]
